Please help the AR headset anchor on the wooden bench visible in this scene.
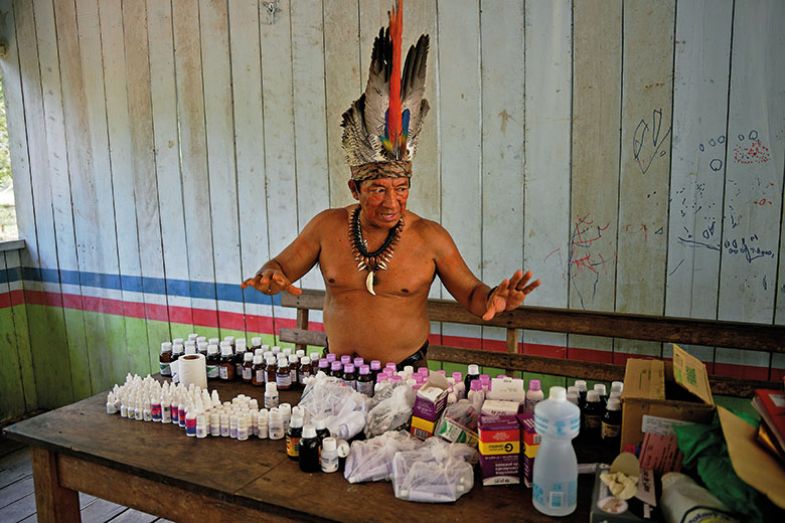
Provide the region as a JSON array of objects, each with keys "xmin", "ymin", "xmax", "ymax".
[{"xmin": 281, "ymin": 289, "xmax": 784, "ymax": 397}]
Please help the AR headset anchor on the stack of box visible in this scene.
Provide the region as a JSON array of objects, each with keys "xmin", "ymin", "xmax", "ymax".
[
  {"xmin": 517, "ymin": 413, "xmax": 540, "ymax": 487},
  {"xmin": 410, "ymin": 373, "xmax": 449, "ymax": 440},
  {"xmin": 478, "ymin": 414, "xmax": 520, "ymax": 485}
]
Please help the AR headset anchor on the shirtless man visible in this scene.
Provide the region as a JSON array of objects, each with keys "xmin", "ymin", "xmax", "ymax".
[
  {"xmin": 241, "ymin": 2, "xmax": 539, "ymax": 366},
  {"xmin": 241, "ymin": 175, "xmax": 540, "ymax": 366}
]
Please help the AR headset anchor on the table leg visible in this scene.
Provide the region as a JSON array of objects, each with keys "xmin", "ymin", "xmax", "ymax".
[{"xmin": 31, "ymin": 447, "xmax": 81, "ymax": 523}]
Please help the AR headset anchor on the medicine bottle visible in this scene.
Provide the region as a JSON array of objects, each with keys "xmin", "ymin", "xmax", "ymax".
[
  {"xmin": 315, "ymin": 418, "xmax": 329, "ymax": 445},
  {"xmin": 330, "ymin": 361, "xmax": 343, "ymax": 380},
  {"xmin": 219, "ymin": 346, "xmax": 235, "ymax": 381},
  {"xmin": 206, "ymin": 344, "xmax": 220, "ymax": 380},
  {"xmin": 593, "ymin": 383, "xmax": 608, "ymax": 407},
  {"xmin": 242, "ymin": 352, "xmax": 254, "ymax": 382},
  {"xmin": 197, "ymin": 341, "xmax": 208, "ymax": 358},
  {"xmin": 229, "ymin": 341, "xmax": 243, "ymax": 380},
  {"xmin": 318, "ymin": 358, "xmax": 330, "ymax": 375},
  {"xmin": 276, "ymin": 357, "xmax": 292, "ymax": 390},
  {"xmin": 265, "ymin": 356, "xmax": 277, "ymax": 384},
  {"xmin": 464, "ymin": 364, "xmax": 481, "ymax": 392},
  {"xmin": 264, "ymin": 382, "xmax": 279, "ymax": 409},
  {"xmin": 320, "ymin": 437, "xmax": 339, "ymax": 473},
  {"xmin": 289, "ymin": 355, "xmax": 299, "ymax": 386},
  {"xmin": 601, "ymin": 397, "xmax": 621, "ymax": 448},
  {"xmin": 298, "ymin": 357, "xmax": 312, "ymax": 386},
  {"xmin": 252, "ymin": 354, "xmax": 265, "ymax": 386},
  {"xmin": 582, "ymin": 390, "xmax": 602, "ymax": 442},
  {"xmin": 286, "ymin": 414, "xmax": 304, "ymax": 460},
  {"xmin": 171, "ymin": 343, "xmax": 184, "ymax": 368},
  {"xmin": 268, "ymin": 408, "xmax": 284, "ymax": 440},
  {"xmin": 159, "ymin": 342, "xmax": 173, "ymax": 376},
  {"xmin": 298, "ymin": 425, "xmax": 321, "ymax": 472},
  {"xmin": 356, "ymin": 365, "xmax": 373, "ymax": 396},
  {"xmin": 342, "ymin": 364, "xmax": 357, "ymax": 390},
  {"xmin": 251, "ymin": 336, "xmax": 262, "ymax": 352},
  {"xmin": 224, "ymin": 336, "xmax": 236, "ymax": 350},
  {"xmin": 370, "ymin": 360, "xmax": 382, "ymax": 381}
]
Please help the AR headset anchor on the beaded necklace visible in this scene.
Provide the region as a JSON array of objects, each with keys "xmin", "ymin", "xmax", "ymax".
[{"xmin": 348, "ymin": 206, "xmax": 404, "ymax": 295}]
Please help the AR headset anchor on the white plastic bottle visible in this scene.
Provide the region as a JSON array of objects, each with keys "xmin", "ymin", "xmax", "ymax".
[
  {"xmin": 532, "ymin": 386, "xmax": 581, "ymax": 517},
  {"xmin": 264, "ymin": 382, "xmax": 279, "ymax": 409}
]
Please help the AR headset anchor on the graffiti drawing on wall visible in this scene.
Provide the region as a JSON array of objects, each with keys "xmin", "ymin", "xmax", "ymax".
[
  {"xmin": 732, "ymin": 130, "xmax": 770, "ymax": 164},
  {"xmin": 568, "ymin": 213, "xmax": 614, "ymax": 308},
  {"xmin": 633, "ymin": 108, "xmax": 672, "ymax": 174}
]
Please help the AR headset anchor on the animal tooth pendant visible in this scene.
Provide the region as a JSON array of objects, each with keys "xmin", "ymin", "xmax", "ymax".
[{"xmin": 365, "ymin": 270, "xmax": 376, "ymax": 295}]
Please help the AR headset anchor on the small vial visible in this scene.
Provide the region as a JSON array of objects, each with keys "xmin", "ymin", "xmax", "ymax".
[
  {"xmin": 106, "ymin": 393, "xmax": 118, "ymax": 415},
  {"xmin": 185, "ymin": 409, "xmax": 197, "ymax": 437},
  {"xmin": 210, "ymin": 411, "xmax": 220, "ymax": 437},
  {"xmin": 264, "ymin": 382, "xmax": 279, "ymax": 409},
  {"xmin": 151, "ymin": 397, "xmax": 162, "ymax": 422},
  {"xmin": 279, "ymin": 403, "xmax": 292, "ymax": 433},
  {"xmin": 257, "ymin": 409, "xmax": 269, "ymax": 439},
  {"xmin": 230, "ymin": 412, "xmax": 239, "ymax": 439},
  {"xmin": 237, "ymin": 414, "xmax": 249, "ymax": 441},
  {"xmin": 161, "ymin": 396, "xmax": 171, "ymax": 423},
  {"xmin": 268, "ymin": 409, "xmax": 284, "ymax": 440},
  {"xmin": 220, "ymin": 411, "xmax": 230, "ymax": 437},
  {"xmin": 320, "ymin": 437, "xmax": 339, "ymax": 473},
  {"xmin": 196, "ymin": 413, "xmax": 208, "ymax": 438}
]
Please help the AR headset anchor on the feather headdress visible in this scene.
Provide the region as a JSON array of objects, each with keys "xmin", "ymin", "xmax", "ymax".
[{"xmin": 341, "ymin": 0, "xmax": 430, "ymax": 181}]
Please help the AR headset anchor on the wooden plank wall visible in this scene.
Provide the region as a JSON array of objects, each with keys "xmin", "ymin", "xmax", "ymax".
[{"xmin": 0, "ymin": 0, "xmax": 784, "ymax": 416}]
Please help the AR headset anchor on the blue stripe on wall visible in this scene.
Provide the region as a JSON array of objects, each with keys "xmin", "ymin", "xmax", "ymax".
[{"xmin": 18, "ymin": 266, "xmax": 280, "ymax": 305}]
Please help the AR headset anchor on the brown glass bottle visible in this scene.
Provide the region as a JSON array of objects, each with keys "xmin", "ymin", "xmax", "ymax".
[
  {"xmin": 251, "ymin": 355, "xmax": 265, "ymax": 386},
  {"xmin": 206, "ymin": 344, "xmax": 220, "ymax": 380},
  {"xmin": 218, "ymin": 346, "xmax": 235, "ymax": 381},
  {"xmin": 276, "ymin": 357, "xmax": 292, "ymax": 390},
  {"xmin": 265, "ymin": 357, "xmax": 277, "ymax": 384},
  {"xmin": 241, "ymin": 352, "xmax": 254, "ymax": 383},
  {"xmin": 159, "ymin": 342, "xmax": 173, "ymax": 377},
  {"xmin": 298, "ymin": 357, "xmax": 312, "ymax": 386},
  {"xmin": 231, "ymin": 343, "xmax": 244, "ymax": 381}
]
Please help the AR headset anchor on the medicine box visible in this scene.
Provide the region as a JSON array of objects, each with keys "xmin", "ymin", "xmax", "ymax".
[{"xmin": 620, "ymin": 345, "xmax": 714, "ymax": 451}]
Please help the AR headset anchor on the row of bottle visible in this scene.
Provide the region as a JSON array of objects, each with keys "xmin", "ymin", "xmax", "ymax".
[
  {"xmin": 283, "ymin": 405, "xmax": 344, "ymax": 473},
  {"xmin": 570, "ymin": 379, "xmax": 623, "ymax": 445}
]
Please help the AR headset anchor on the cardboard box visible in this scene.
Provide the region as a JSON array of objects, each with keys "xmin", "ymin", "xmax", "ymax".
[
  {"xmin": 486, "ymin": 377, "xmax": 525, "ymax": 403},
  {"xmin": 410, "ymin": 415, "xmax": 437, "ymax": 440},
  {"xmin": 481, "ymin": 399, "xmax": 520, "ymax": 416},
  {"xmin": 435, "ymin": 416, "xmax": 479, "ymax": 447},
  {"xmin": 478, "ymin": 415, "xmax": 520, "ymax": 455},
  {"xmin": 620, "ymin": 345, "xmax": 715, "ymax": 451},
  {"xmin": 517, "ymin": 413, "xmax": 539, "ymax": 487},
  {"xmin": 479, "ymin": 454, "xmax": 520, "ymax": 486},
  {"xmin": 412, "ymin": 373, "xmax": 449, "ymax": 422}
]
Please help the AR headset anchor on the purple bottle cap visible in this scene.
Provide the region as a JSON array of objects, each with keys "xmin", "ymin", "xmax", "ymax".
[
  {"xmin": 340, "ymin": 355, "xmax": 351, "ymax": 365},
  {"xmin": 385, "ymin": 362, "xmax": 397, "ymax": 371},
  {"xmin": 330, "ymin": 361, "xmax": 342, "ymax": 371},
  {"xmin": 318, "ymin": 358, "xmax": 329, "ymax": 369},
  {"xmin": 391, "ymin": 375, "xmax": 403, "ymax": 383},
  {"xmin": 470, "ymin": 380, "xmax": 483, "ymax": 391},
  {"xmin": 480, "ymin": 374, "xmax": 490, "ymax": 383},
  {"xmin": 452, "ymin": 371, "xmax": 463, "ymax": 382},
  {"xmin": 359, "ymin": 365, "xmax": 370, "ymax": 375},
  {"xmin": 326, "ymin": 353, "xmax": 337, "ymax": 363},
  {"xmin": 370, "ymin": 360, "xmax": 382, "ymax": 371},
  {"xmin": 529, "ymin": 379, "xmax": 541, "ymax": 391},
  {"xmin": 344, "ymin": 363, "xmax": 355, "ymax": 373},
  {"xmin": 353, "ymin": 357, "xmax": 365, "ymax": 368},
  {"xmin": 382, "ymin": 368, "xmax": 395, "ymax": 376},
  {"xmin": 417, "ymin": 367, "xmax": 429, "ymax": 376}
]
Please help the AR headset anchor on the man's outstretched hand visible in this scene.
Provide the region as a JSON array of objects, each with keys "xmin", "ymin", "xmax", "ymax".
[
  {"xmin": 482, "ymin": 270, "xmax": 540, "ymax": 321},
  {"xmin": 241, "ymin": 269, "xmax": 303, "ymax": 296}
]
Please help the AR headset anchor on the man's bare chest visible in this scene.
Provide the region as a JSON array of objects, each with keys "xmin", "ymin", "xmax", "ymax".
[{"xmin": 318, "ymin": 230, "xmax": 436, "ymax": 295}]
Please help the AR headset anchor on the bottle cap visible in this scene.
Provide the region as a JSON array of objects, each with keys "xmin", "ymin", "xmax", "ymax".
[
  {"xmin": 272, "ymin": 346, "xmax": 281, "ymax": 353},
  {"xmin": 609, "ymin": 390, "xmax": 621, "ymax": 400},
  {"xmin": 302, "ymin": 424, "xmax": 316, "ymax": 438},
  {"xmin": 319, "ymin": 358, "xmax": 329, "ymax": 369},
  {"xmin": 315, "ymin": 418, "xmax": 326, "ymax": 430},
  {"xmin": 469, "ymin": 380, "xmax": 482, "ymax": 391},
  {"xmin": 266, "ymin": 382, "xmax": 277, "ymax": 393},
  {"xmin": 278, "ymin": 357, "xmax": 289, "ymax": 366},
  {"xmin": 403, "ymin": 365, "xmax": 414, "ymax": 375},
  {"xmin": 567, "ymin": 386, "xmax": 579, "ymax": 394},
  {"xmin": 359, "ymin": 365, "xmax": 370, "ymax": 375},
  {"xmin": 529, "ymin": 379, "xmax": 541, "ymax": 391},
  {"xmin": 370, "ymin": 360, "xmax": 381, "ymax": 370},
  {"xmin": 574, "ymin": 380, "xmax": 587, "ymax": 391},
  {"xmin": 606, "ymin": 398, "xmax": 621, "ymax": 410},
  {"xmin": 385, "ymin": 362, "xmax": 397, "ymax": 370},
  {"xmin": 253, "ymin": 354, "xmax": 262, "ymax": 364},
  {"xmin": 279, "ymin": 403, "xmax": 291, "ymax": 416},
  {"xmin": 160, "ymin": 342, "xmax": 172, "ymax": 353},
  {"xmin": 207, "ymin": 344, "xmax": 219, "ymax": 355},
  {"xmin": 224, "ymin": 336, "xmax": 235, "ymax": 343},
  {"xmin": 188, "ymin": 333, "xmax": 198, "ymax": 341},
  {"xmin": 452, "ymin": 371, "xmax": 462, "ymax": 381},
  {"xmin": 331, "ymin": 361, "xmax": 342, "ymax": 371},
  {"xmin": 208, "ymin": 337, "xmax": 219, "ymax": 345},
  {"xmin": 197, "ymin": 340, "xmax": 208, "ymax": 350},
  {"xmin": 468, "ymin": 364, "xmax": 480, "ymax": 375},
  {"xmin": 326, "ymin": 353, "xmax": 336, "ymax": 362},
  {"xmin": 173, "ymin": 343, "xmax": 184, "ymax": 354},
  {"xmin": 173, "ymin": 338, "xmax": 185, "ymax": 345},
  {"xmin": 300, "ymin": 357, "xmax": 311, "ymax": 365},
  {"xmin": 548, "ymin": 386, "xmax": 567, "ymax": 401},
  {"xmin": 611, "ymin": 381, "xmax": 624, "ymax": 393},
  {"xmin": 184, "ymin": 345, "xmax": 196, "ymax": 355},
  {"xmin": 252, "ymin": 337, "xmax": 262, "ymax": 346},
  {"xmin": 339, "ymin": 355, "xmax": 350, "ymax": 365},
  {"xmin": 322, "ymin": 437, "xmax": 337, "ymax": 452},
  {"xmin": 353, "ymin": 357, "xmax": 364, "ymax": 367},
  {"xmin": 309, "ymin": 352, "xmax": 321, "ymax": 361},
  {"xmin": 479, "ymin": 374, "xmax": 490, "ymax": 383},
  {"xmin": 235, "ymin": 338, "xmax": 246, "ymax": 349},
  {"xmin": 344, "ymin": 363, "xmax": 355, "ymax": 373},
  {"xmin": 243, "ymin": 352, "xmax": 253, "ymax": 362},
  {"xmin": 566, "ymin": 391, "xmax": 579, "ymax": 404},
  {"xmin": 296, "ymin": 350, "xmax": 305, "ymax": 358},
  {"xmin": 290, "ymin": 415, "xmax": 303, "ymax": 428},
  {"xmin": 594, "ymin": 383, "xmax": 607, "ymax": 395},
  {"xmin": 587, "ymin": 390, "xmax": 600, "ymax": 402},
  {"xmin": 266, "ymin": 357, "xmax": 276, "ymax": 365}
]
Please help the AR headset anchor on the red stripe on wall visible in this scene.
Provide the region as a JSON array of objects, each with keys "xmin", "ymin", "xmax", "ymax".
[
  {"xmin": 771, "ymin": 368, "xmax": 785, "ymax": 382},
  {"xmin": 713, "ymin": 362, "xmax": 769, "ymax": 381},
  {"xmin": 567, "ymin": 347, "xmax": 613, "ymax": 363},
  {"xmin": 0, "ymin": 292, "xmax": 10, "ymax": 308},
  {"xmin": 522, "ymin": 342, "xmax": 566, "ymax": 359},
  {"xmin": 482, "ymin": 339, "xmax": 510, "ymax": 352}
]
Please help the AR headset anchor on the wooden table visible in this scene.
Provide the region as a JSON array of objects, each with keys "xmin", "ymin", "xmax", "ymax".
[{"xmin": 4, "ymin": 379, "xmax": 605, "ymax": 522}]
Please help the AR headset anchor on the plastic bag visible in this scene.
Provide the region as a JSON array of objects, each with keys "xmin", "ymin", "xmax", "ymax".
[
  {"xmin": 298, "ymin": 373, "xmax": 369, "ymax": 439},
  {"xmin": 344, "ymin": 430, "xmax": 422, "ymax": 483},
  {"xmin": 391, "ymin": 438, "xmax": 478, "ymax": 503},
  {"xmin": 364, "ymin": 384, "xmax": 415, "ymax": 438}
]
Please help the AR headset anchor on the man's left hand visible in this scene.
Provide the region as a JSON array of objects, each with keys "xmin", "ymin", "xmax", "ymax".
[{"xmin": 482, "ymin": 270, "xmax": 540, "ymax": 321}]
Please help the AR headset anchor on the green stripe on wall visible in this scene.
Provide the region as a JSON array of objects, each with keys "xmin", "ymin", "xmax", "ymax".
[
  {"xmin": 26, "ymin": 304, "xmax": 75, "ymax": 409},
  {"xmin": 0, "ymin": 307, "xmax": 26, "ymax": 421}
]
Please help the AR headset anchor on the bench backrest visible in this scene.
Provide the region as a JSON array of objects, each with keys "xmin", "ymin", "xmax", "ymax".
[{"xmin": 281, "ymin": 290, "xmax": 784, "ymax": 397}]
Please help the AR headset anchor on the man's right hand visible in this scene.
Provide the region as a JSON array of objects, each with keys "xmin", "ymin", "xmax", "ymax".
[{"xmin": 241, "ymin": 268, "xmax": 303, "ymax": 296}]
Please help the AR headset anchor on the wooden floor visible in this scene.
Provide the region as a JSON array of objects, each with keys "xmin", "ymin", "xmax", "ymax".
[{"xmin": 0, "ymin": 438, "xmax": 171, "ymax": 523}]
